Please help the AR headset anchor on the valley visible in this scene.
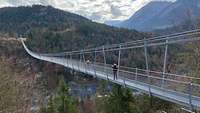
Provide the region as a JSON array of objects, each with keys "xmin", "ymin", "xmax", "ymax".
[{"xmin": 0, "ymin": 1, "xmax": 200, "ymax": 113}]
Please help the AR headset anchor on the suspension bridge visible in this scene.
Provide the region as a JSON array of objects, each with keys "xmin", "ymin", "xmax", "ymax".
[{"xmin": 21, "ymin": 29, "xmax": 200, "ymax": 111}]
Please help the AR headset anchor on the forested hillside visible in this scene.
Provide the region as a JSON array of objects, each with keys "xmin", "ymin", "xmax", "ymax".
[
  {"xmin": 0, "ymin": 5, "xmax": 146, "ymax": 52},
  {"xmin": 0, "ymin": 5, "xmax": 149, "ymax": 112},
  {"xmin": 0, "ymin": 5, "xmax": 88, "ymax": 35},
  {"xmin": 0, "ymin": 5, "xmax": 198, "ymax": 113},
  {"xmin": 153, "ymin": 17, "xmax": 200, "ymax": 80},
  {"xmin": 153, "ymin": 17, "xmax": 200, "ymax": 35}
]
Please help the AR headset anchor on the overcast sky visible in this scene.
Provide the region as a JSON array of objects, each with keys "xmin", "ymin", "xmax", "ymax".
[{"xmin": 0, "ymin": 0, "xmax": 176, "ymax": 22}]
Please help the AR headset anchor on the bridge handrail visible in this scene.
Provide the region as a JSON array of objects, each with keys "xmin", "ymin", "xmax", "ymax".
[
  {"xmin": 92, "ymin": 63, "xmax": 200, "ymax": 87},
  {"xmin": 94, "ymin": 62, "xmax": 200, "ymax": 81}
]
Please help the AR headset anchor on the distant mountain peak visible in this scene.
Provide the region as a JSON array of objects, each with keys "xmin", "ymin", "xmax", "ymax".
[{"xmin": 109, "ymin": 0, "xmax": 200, "ymax": 31}]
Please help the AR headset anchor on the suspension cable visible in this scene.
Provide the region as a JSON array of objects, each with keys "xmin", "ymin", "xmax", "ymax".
[{"xmin": 42, "ymin": 29, "xmax": 200, "ymax": 57}]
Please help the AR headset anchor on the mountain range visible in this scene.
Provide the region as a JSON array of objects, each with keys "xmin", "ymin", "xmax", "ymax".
[
  {"xmin": 107, "ymin": 0, "xmax": 200, "ymax": 31},
  {"xmin": 0, "ymin": 0, "xmax": 152, "ymax": 23}
]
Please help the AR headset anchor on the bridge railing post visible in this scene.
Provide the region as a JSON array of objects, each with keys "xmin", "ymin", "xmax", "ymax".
[
  {"xmin": 70, "ymin": 54, "xmax": 74, "ymax": 73},
  {"xmin": 77, "ymin": 53, "xmax": 80, "ymax": 72},
  {"xmin": 70, "ymin": 54, "xmax": 74, "ymax": 69},
  {"xmin": 144, "ymin": 38, "xmax": 151, "ymax": 96},
  {"xmin": 66, "ymin": 53, "xmax": 68, "ymax": 67},
  {"xmin": 188, "ymin": 82, "xmax": 193, "ymax": 111},
  {"xmin": 118, "ymin": 45, "xmax": 125, "ymax": 86},
  {"xmin": 135, "ymin": 68, "xmax": 138, "ymax": 81},
  {"xmin": 93, "ymin": 48, "xmax": 97, "ymax": 78},
  {"xmin": 103, "ymin": 46, "xmax": 109, "ymax": 81},
  {"xmin": 162, "ymin": 39, "xmax": 169, "ymax": 88},
  {"xmin": 118, "ymin": 45, "xmax": 122, "ymax": 80},
  {"xmin": 79, "ymin": 52, "xmax": 82, "ymax": 72},
  {"xmin": 82, "ymin": 50, "xmax": 87, "ymax": 74}
]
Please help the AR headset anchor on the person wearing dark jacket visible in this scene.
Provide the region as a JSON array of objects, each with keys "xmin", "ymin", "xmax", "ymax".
[{"xmin": 112, "ymin": 63, "xmax": 118, "ymax": 80}]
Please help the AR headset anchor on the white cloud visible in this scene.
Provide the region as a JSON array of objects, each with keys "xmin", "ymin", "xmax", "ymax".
[
  {"xmin": 0, "ymin": 0, "xmax": 176, "ymax": 22},
  {"xmin": 0, "ymin": 0, "xmax": 12, "ymax": 7}
]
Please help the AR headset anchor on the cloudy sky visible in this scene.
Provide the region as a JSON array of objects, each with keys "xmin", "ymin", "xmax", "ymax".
[{"xmin": 0, "ymin": 0, "xmax": 176, "ymax": 22}]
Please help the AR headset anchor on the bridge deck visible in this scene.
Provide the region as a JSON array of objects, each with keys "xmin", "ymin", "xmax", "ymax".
[{"xmin": 22, "ymin": 40, "xmax": 200, "ymax": 110}]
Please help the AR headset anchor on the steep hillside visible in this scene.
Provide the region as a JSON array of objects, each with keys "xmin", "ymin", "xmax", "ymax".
[
  {"xmin": 0, "ymin": 5, "xmax": 89, "ymax": 35},
  {"xmin": 121, "ymin": 1, "xmax": 172, "ymax": 30},
  {"xmin": 0, "ymin": 5, "xmax": 148, "ymax": 112},
  {"xmin": 0, "ymin": 4, "xmax": 194, "ymax": 113},
  {"xmin": 0, "ymin": 36, "xmax": 50, "ymax": 112},
  {"xmin": 113, "ymin": 0, "xmax": 200, "ymax": 31},
  {"xmin": 0, "ymin": 5, "xmax": 146, "ymax": 53}
]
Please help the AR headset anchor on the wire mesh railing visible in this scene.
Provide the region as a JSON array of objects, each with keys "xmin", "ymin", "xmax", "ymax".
[
  {"xmin": 21, "ymin": 29, "xmax": 200, "ymax": 110},
  {"xmin": 67, "ymin": 60, "xmax": 200, "ymax": 97}
]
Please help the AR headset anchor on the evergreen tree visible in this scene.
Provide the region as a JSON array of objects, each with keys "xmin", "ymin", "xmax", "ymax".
[
  {"xmin": 105, "ymin": 85, "xmax": 133, "ymax": 113},
  {"xmin": 39, "ymin": 76, "xmax": 78, "ymax": 113},
  {"xmin": 47, "ymin": 95, "xmax": 57, "ymax": 113},
  {"xmin": 55, "ymin": 77, "xmax": 78, "ymax": 113}
]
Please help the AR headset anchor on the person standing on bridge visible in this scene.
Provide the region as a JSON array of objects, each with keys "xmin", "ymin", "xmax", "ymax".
[
  {"xmin": 112, "ymin": 63, "xmax": 118, "ymax": 80},
  {"xmin": 86, "ymin": 60, "xmax": 90, "ymax": 64}
]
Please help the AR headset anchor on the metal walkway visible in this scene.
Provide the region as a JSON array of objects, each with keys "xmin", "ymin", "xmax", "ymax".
[{"xmin": 21, "ymin": 29, "xmax": 200, "ymax": 111}]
